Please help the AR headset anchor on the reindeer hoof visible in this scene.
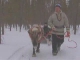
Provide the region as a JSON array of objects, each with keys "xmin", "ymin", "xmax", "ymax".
[{"xmin": 32, "ymin": 54, "xmax": 36, "ymax": 57}]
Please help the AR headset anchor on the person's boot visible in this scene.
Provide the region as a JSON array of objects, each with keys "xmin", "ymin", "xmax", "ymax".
[
  {"xmin": 52, "ymin": 51, "xmax": 57, "ymax": 56},
  {"xmin": 52, "ymin": 50, "xmax": 57, "ymax": 56}
]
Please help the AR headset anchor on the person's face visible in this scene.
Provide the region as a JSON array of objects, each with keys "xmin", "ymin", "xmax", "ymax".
[{"xmin": 55, "ymin": 7, "xmax": 61, "ymax": 13}]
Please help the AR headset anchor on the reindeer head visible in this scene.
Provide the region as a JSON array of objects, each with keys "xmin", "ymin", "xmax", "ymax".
[{"xmin": 29, "ymin": 27, "xmax": 40, "ymax": 47}]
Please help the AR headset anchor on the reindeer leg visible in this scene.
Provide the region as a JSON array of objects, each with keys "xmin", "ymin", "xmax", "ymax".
[
  {"xmin": 32, "ymin": 47, "xmax": 36, "ymax": 57},
  {"xmin": 36, "ymin": 43, "xmax": 40, "ymax": 53}
]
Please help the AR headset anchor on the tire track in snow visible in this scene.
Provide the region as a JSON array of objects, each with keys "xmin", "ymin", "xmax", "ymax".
[{"xmin": 7, "ymin": 46, "xmax": 26, "ymax": 60}]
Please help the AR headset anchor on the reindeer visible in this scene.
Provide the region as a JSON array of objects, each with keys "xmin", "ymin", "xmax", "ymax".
[{"xmin": 28, "ymin": 24, "xmax": 43, "ymax": 57}]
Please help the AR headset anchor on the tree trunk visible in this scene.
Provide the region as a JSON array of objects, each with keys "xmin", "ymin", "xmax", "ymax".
[
  {"xmin": 10, "ymin": 24, "xmax": 12, "ymax": 31},
  {"xmin": 16, "ymin": 24, "xmax": 17, "ymax": 31},
  {"xmin": 2, "ymin": 2, "xmax": 4, "ymax": 35},
  {"xmin": 0, "ymin": 23, "xmax": 1, "ymax": 44},
  {"xmin": 2, "ymin": 23, "xmax": 4, "ymax": 35}
]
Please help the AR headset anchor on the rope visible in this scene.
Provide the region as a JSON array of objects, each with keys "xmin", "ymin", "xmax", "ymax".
[{"xmin": 67, "ymin": 38, "xmax": 77, "ymax": 48}]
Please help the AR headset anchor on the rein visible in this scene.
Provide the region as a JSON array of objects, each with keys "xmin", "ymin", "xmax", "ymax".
[
  {"xmin": 38, "ymin": 29, "xmax": 77, "ymax": 48},
  {"xmin": 67, "ymin": 38, "xmax": 77, "ymax": 48}
]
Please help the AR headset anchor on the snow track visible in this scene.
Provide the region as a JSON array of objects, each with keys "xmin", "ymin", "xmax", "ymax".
[
  {"xmin": 7, "ymin": 46, "xmax": 30, "ymax": 60},
  {"xmin": 7, "ymin": 43, "xmax": 78, "ymax": 60}
]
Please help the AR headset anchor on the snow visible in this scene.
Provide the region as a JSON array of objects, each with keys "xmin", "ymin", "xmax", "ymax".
[{"xmin": 0, "ymin": 26, "xmax": 80, "ymax": 60}]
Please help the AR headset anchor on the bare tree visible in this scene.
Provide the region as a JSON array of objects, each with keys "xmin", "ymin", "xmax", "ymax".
[{"xmin": 68, "ymin": 0, "xmax": 79, "ymax": 34}]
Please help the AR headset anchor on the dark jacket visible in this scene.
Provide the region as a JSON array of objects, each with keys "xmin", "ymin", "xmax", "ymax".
[{"xmin": 43, "ymin": 25, "xmax": 51, "ymax": 36}]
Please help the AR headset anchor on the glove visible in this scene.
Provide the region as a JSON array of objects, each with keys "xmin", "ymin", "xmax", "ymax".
[
  {"xmin": 52, "ymin": 27, "xmax": 56, "ymax": 31},
  {"xmin": 65, "ymin": 32, "xmax": 70, "ymax": 37}
]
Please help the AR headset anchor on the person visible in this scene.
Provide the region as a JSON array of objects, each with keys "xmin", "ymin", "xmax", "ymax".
[
  {"xmin": 48, "ymin": 4, "xmax": 70, "ymax": 55},
  {"xmin": 43, "ymin": 22, "xmax": 51, "ymax": 41},
  {"xmin": 42, "ymin": 22, "xmax": 52, "ymax": 45}
]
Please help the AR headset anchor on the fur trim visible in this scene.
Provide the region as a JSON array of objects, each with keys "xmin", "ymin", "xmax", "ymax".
[{"xmin": 32, "ymin": 27, "xmax": 38, "ymax": 31}]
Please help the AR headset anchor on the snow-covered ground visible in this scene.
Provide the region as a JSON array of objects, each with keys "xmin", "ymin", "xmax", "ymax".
[{"xmin": 0, "ymin": 26, "xmax": 80, "ymax": 60}]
